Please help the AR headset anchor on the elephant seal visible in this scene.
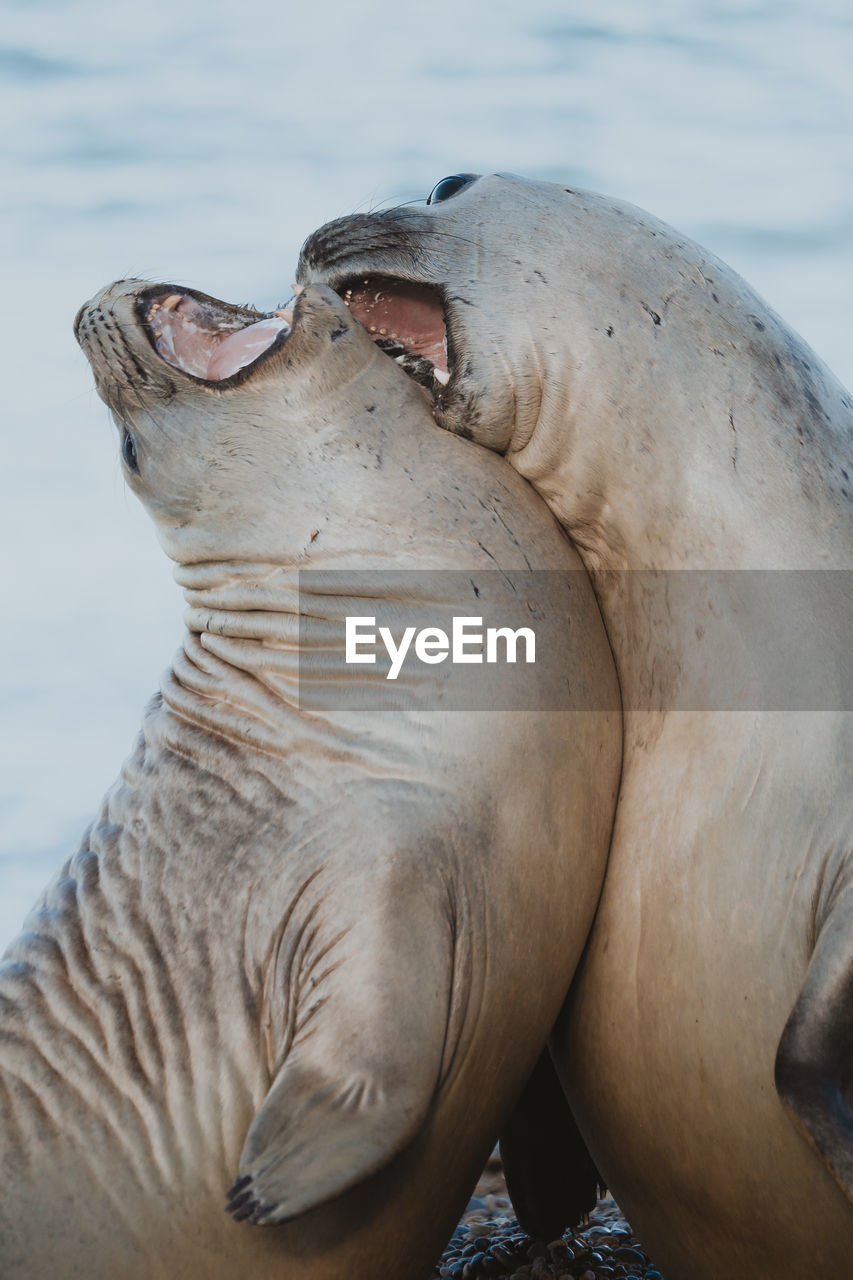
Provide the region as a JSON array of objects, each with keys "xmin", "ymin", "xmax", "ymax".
[
  {"xmin": 0, "ymin": 280, "xmax": 620, "ymax": 1279},
  {"xmin": 298, "ymin": 175, "xmax": 853, "ymax": 1279}
]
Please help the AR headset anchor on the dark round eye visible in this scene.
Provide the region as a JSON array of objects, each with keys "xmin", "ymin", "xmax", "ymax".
[
  {"xmin": 122, "ymin": 428, "xmax": 139, "ymax": 473},
  {"xmin": 427, "ymin": 173, "xmax": 479, "ymax": 205}
]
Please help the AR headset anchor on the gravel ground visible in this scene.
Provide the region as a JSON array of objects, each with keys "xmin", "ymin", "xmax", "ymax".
[{"xmin": 430, "ymin": 1154, "xmax": 663, "ymax": 1280}]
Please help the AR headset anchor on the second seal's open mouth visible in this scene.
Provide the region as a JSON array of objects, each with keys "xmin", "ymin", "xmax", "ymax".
[
  {"xmin": 336, "ymin": 278, "xmax": 450, "ymax": 393},
  {"xmin": 140, "ymin": 289, "xmax": 293, "ymax": 382}
]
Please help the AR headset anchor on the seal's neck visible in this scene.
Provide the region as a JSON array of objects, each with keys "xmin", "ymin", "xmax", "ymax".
[
  {"xmin": 507, "ymin": 278, "xmax": 852, "ymax": 709},
  {"xmin": 517, "ymin": 350, "xmax": 845, "ymax": 570},
  {"xmin": 158, "ymin": 559, "xmax": 431, "ymax": 770},
  {"xmin": 507, "ymin": 232, "xmax": 845, "ymax": 573}
]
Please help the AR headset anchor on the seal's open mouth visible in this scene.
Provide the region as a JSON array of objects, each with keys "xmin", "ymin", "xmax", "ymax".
[
  {"xmin": 335, "ymin": 278, "xmax": 449, "ymax": 393},
  {"xmin": 140, "ymin": 289, "xmax": 293, "ymax": 382}
]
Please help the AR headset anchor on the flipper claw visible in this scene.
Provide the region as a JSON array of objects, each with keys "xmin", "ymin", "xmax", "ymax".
[{"xmin": 231, "ymin": 1198, "xmax": 262, "ymax": 1223}]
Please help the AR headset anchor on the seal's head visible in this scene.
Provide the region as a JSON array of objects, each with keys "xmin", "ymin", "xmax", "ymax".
[
  {"xmin": 296, "ymin": 172, "xmax": 576, "ymax": 453},
  {"xmin": 296, "ymin": 171, "xmax": 749, "ymax": 455},
  {"xmin": 75, "ymin": 280, "xmax": 440, "ymax": 565},
  {"xmin": 297, "ymin": 172, "xmax": 853, "ymax": 568}
]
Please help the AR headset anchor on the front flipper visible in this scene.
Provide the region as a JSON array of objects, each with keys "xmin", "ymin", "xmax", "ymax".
[
  {"xmin": 227, "ymin": 873, "xmax": 454, "ymax": 1225},
  {"xmin": 500, "ymin": 1045, "xmax": 604, "ymax": 1240},
  {"xmin": 775, "ymin": 887, "xmax": 853, "ymax": 1202}
]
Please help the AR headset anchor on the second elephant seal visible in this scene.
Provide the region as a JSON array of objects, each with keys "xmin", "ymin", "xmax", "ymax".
[{"xmin": 299, "ymin": 174, "xmax": 853, "ymax": 1280}]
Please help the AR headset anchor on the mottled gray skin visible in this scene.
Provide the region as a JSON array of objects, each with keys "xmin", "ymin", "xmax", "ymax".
[
  {"xmin": 0, "ymin": 282, "xmax": 620, "ymax": 1279},
  {"xmin": 299, "ymin": 175, "xmax": 853, "ymax": 1279}
]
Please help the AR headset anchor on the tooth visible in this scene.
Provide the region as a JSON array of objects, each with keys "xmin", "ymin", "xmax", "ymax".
[
  {"xmin": 433, "ymin": 368, "xmax": 449, "ymax": 385},
  {"xmin": 160, "ymin": 294, "xmax": 182, "ymax": 312},
  {"xmin": 369, "ymin": 326, "xmax": 377, "ymax": 334},
  {"xmin": 379, "ymin": 328, "xmax": 387, "ymax": 335},
  {"xmin": 390, "ymin": 332, "xmax": 398, "ymax": 340}
]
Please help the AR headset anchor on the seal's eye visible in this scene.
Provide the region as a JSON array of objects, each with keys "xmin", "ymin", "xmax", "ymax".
[
  {"xmin": 122, "ymin": 428, "xmax": 139, "ymax": 473},
  {"xmin": 427, "ymin": 173, "xmax": 479, "ymax": 205}
]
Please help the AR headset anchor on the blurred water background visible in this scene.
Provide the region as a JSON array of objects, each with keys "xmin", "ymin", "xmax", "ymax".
[{"xmin": 1, "ymin": 0, "xmax": 852, "ymax": 949}]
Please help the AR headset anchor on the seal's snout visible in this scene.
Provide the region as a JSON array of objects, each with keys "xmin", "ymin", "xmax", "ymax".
[
  {"xmin": 76, "ymin": 278, "xmax": 152, "ymax": 329},
  {"xmin": 74, "ymin": 278, "xmax": 154, "ymax": 361}
]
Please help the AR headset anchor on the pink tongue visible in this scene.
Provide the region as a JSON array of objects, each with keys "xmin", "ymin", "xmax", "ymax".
[{"xmin": 206, "ymin": 318, "xmax": 290, "ymax": 380}]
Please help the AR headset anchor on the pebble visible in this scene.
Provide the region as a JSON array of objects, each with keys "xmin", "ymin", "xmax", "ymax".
[{"xmin": 428, "ymin": 1161, "xmax": 666, "ymax": 1280}]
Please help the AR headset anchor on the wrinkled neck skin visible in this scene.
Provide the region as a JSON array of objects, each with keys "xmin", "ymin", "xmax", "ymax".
[
  {"xmin": 161, "ymin": 564, "xmax": 416, "ymax": 771},
  {"xmin": 161, "ymin": 555, "xmax": 472, "ymax": 769}
]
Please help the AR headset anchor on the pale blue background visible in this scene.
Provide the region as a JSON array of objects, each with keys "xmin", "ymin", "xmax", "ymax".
[{"xmin": 1, "ymin": 0, "xmax": 852, "ymax": 947}]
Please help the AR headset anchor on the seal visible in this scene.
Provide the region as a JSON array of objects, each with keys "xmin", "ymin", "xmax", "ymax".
[
  {"xmin": 0, "ymin": 279, "xmax": 620, "ymax": 1279},
  {"xmin": 298, "ymin": 174, "xmax": 853, "ymax": 1279}
]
